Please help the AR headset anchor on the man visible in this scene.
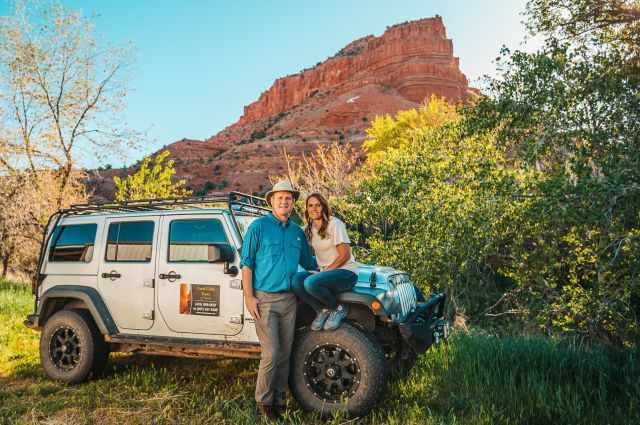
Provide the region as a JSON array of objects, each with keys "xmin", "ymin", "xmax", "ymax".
[{"xmin": 240, "ymin": 180, "xmax": 317, "ymax": 421}]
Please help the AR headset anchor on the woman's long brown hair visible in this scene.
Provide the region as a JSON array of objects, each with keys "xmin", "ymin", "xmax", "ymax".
[{"xmin": 304, "ymin": 193, "xmax": 331, "ymax": 241}]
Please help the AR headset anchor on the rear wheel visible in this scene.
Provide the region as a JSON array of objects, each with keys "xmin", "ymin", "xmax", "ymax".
[
  {"xmin": 289, "ymin": 323, "xmax": 387, "ymax": 418},
  {"xmin": 39, "ymin": 309, "xmax": 109, "ymax": 383}
]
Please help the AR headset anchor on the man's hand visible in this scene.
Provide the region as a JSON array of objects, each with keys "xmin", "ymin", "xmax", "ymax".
[
  {"xmin": 245, "ymin": 295, "xmax": 261, "ymax": 320},
  {"xmin": 242, "ymin": 266, "xmax": 260, "ymax": 320}
]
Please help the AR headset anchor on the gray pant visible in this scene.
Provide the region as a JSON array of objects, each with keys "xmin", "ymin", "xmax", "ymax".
[{"xmin": 254, "ymin": 291, "xmax": 297, "ymax": 405}]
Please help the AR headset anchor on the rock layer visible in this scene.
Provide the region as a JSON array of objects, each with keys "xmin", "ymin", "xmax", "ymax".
[{"xmin": 237, "ymin": 16, "xmax": 467, "ymax": 126}]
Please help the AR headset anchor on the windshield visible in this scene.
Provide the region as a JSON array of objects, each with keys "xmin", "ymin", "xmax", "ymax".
[
  {"xmin": 234, "ymin": 214, "xmax": 261, "ymax": 237},
  {"xmin": 229, "ymin": 193, "xmax": 304, "ymax": 238},
  {"xmin": 232, "ymin": 211, "xmax": 303, "ymax": 237}
]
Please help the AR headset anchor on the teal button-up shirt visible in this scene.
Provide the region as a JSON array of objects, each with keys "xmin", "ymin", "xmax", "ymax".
[{"xmin": 240, "ymin": 213, "xmax": 318, "ymax": 292}]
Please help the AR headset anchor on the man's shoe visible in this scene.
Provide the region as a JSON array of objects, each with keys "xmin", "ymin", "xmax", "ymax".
[
  {"xmin": 323, "ymin": 304, "xmax": 349, "ymax": 331},
  {"xmin": 274, "ymin": 391, "xmax": 287, "ymax": 416},
  {"xmin": 310, "ymin": 308, "xmax": 331, "ymax": 331},
  {"xmin": 274, "ymin": 404, "xmax": 287, "ymax": 417},
  {"xmin": 256, "ymin": 403, "xmax": 280, "ymax": 422}
]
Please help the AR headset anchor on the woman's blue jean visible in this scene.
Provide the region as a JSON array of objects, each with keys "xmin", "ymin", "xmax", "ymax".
[{"xmin": 292, "ymin": 269, "xmax": 357, "ymax": 312}]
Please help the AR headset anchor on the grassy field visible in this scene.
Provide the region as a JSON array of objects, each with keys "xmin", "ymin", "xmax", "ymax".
[{"xmin": 1, "ymin": 278, "xmax": 638, "ymax": 425}]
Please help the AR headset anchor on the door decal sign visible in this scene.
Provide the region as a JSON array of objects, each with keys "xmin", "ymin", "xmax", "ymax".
[{"xmin": 179, "ymin": 283, "xmax": 220, "ymax": 316}]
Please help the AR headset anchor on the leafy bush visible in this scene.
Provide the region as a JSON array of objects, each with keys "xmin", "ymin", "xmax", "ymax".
[
  {"xmin": 342, "ymin": 113, "xmax": 530, "ymax": 326},
  {"xmin": 457, "ymin": 1, "xmax": 640, "ymax": 346},
  {"xmin": 114, "ymin": 151, "xmax": 192, "ymax": 201}
]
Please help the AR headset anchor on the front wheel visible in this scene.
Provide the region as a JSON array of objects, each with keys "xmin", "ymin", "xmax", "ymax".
[{"xmin": 289, "ymin": 323, "xmax": 388, "ymax": 418}]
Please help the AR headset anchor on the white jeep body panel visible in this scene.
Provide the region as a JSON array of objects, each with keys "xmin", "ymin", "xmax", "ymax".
[
  {"xmin": 40, "ymin": 208, "xmax": 260, "ymax": 344},
  {"xmin": 155, "ymin": 212, "xmax": 243, "ymax": 336},
  {"xmin": 98, "ymin": 215, "xmax": 159, "ymax": 331}
]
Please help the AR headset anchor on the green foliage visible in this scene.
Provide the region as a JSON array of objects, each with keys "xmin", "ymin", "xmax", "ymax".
[
  {"xmin": 363, "ymin": 96, "xmax": 459, "ymax": 161},
  {"xmin": 525, "ymin": 0, "xmax": 640, "ymax": 71},
  {"xmin": 343, "ymin": 113, "xmax": 531, "ymax": 324},
  {"xmin": 194, "ymin": 180, "xmax": 229, "ymax": 196},
  {"xmin": 340, "ymin": 1, "xmax": 640, "ymax": 346},
  {"xmin": 250, "ymin": 129, "xmax": 267, "ymax": 141},
  {"xmin": 423, "ymin": 332, "xmax": 640, "ymax": 425},
  {"xmin": 346, "ymin": 45, "xmax": 640, "ymax": 343},
  {"xmin": 453, "ymin": 1, "xmax": 640, "ymax": 346},
  {"xmin": 113, "ymin": 151, "xmax": 192, "ymax": 202},
  {"xmin": 0, "ymin": 279, "xmax": 39, "ymax": 377}
]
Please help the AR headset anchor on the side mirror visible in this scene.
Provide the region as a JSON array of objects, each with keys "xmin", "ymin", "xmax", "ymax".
[{"xmin": 208, "ymin": 243, "xmax": 236, "ymax": 263}]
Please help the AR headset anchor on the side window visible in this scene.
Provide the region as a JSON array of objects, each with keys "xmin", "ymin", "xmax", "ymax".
[
  {"xmin": 169, "ymin": 218, "xmax": 228, "ymax": 262},
  {"xmin": 105, "ymin": 221, "xmax": 154, "ymax": 262},
  {"xmin": 49, "ymin": 224, "xmax": 97, "ymax": 262}
]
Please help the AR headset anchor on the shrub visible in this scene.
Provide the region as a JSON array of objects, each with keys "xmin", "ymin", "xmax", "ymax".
[{"xmin": 343, "ymin": 122, "xmax": 529, "ymax": 326}]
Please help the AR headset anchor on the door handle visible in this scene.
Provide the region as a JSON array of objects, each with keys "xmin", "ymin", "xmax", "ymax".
[
  {"xmin": 159, "ymin": 271, "xmax": 181, "ymax": 282},
  {"xmin": 101, "ymin": 271, "xmax": 121, "ymax": 279}
]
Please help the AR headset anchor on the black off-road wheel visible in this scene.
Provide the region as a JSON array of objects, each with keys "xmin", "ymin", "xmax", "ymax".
[
  {"xmin": 39, "ymin": 309, "xmax": 109, "ymax": 383},
  {"xmin": 289, "ymin": 323, "xmax": 387, "ymax": 418}
]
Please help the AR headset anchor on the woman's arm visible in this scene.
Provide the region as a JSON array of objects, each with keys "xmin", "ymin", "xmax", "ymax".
[{"xmin": 323, "ymin": 243, "xmax": 351, "ymax": 271}]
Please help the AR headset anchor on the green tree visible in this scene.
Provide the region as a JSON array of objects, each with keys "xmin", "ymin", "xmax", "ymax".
[
  {"xmin": 343, "ymin": 104, "xmax": 530, "ymax": 325},
  {"xmin": 114, "ymin": 151, "xmax": 192, "ymax": 201},
  {"xmin": 459, "ymin": 0, "xmax": 640, "ymax": 345},
  {"xmin": 342, "ymin": 0, "xmax": 640, "ymax": 344},
  {"xmin": 525, "ymin": 0, "xmax": 640, "ymax": 71},
  {"xmin": 363, "ymin": 95, "xmax": 459, "ymax": 162},
  {"xmin": 0, "ymin": 1, "xmax": 135, "ymax": 277},
  {"xmin": 0, "ymin": 0, "xmax": 138, "ymax": 206}
]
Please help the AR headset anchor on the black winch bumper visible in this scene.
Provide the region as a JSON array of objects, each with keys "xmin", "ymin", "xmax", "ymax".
[{"xmin": 398, "ymin": 292, "xmax": 448, "ymax": 353}]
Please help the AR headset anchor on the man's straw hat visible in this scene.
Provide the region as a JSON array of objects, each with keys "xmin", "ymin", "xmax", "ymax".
[{"xmin": 265, "ymin": 180, "xmax": 300, "ymax": 206}]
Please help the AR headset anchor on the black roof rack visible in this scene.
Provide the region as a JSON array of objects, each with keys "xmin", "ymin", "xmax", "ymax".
[{"xmin": 58, "ymin": 191, "xmax": 270, "ymax": 216}]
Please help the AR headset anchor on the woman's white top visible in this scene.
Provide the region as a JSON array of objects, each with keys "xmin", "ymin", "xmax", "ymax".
[{"xmin": 309, "ymin": 217, "xmax": 359, "ymax": 274}]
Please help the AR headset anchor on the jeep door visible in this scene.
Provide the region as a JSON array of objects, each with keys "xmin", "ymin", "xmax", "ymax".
[
  {"xmin": 156, "ymin": 213, "xmax": 243, "ymax": 336},
  {"xmin": 98, "ymin": 217, "xmax": 158, "ymax": 331}
]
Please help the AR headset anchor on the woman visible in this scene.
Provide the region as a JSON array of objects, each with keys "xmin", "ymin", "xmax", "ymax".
[{"xmin": 292, "ymin": 193, "xmax": 358, "ymax": 331}]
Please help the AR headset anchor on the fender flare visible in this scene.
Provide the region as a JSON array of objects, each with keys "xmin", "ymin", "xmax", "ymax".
[
  {"xmin": 37, "ymin": 285, "xmax": 118, "ymax": 335},
  {"xmin": 336, "ymin": 292, "xmax": 390, "ymax": 319}
]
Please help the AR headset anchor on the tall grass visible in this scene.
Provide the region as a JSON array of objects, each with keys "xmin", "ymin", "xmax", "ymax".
[
  {"xmin": 0, "ymin": 279, "xmax": 40, "ymax": 377},
  {"xmin": 410, "ymin": 333, "xmax": 640, "ymax": 425},
  {"xmin": 1, "ymin": 278, "xmax": 637, "ymax": 424}
]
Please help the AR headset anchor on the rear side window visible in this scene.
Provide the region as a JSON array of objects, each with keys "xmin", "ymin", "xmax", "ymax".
[
  {"xmin": 169, "ymin": 218, "xmax": 228, "ymax": 262},
  {"xmin": 49, "ymin": 224, "xmax": 98, "ymax": 262},
  {"xmin": 106, "ymin": 221, "xmax": 154, "ymax": 262}
]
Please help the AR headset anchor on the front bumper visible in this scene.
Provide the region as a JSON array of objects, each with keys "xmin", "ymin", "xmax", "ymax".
[{"xmin": 398, "ymin": 292, "xmax": 448, "ymax": 353}]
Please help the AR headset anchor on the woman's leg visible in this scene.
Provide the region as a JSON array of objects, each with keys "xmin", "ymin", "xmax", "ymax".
[
  {"xmin": 302, "ymin": 269, "xmax": 357, "ymax": 310},
  {"xmin": 291, "ymin": 271, "xmax": 324, "ymax": 312}
]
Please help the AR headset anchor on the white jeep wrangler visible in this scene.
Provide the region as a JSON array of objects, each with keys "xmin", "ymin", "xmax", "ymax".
[{"xmin": 24, "ymin": 193, "xmax": 448, "ymax": 418}]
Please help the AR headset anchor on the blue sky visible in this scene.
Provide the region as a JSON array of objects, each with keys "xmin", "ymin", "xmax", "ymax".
[{"xmin": 1, "ymin": 0, "xmax": 536, "ymax": 168}]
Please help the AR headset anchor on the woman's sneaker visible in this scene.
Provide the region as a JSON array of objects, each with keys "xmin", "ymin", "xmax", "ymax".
[
  {"xmin": 323, "ymin": 304, "xmax": 349, "ymax": 331},
  {"xmin": 310, "ymin": 309, "xmax": 331, "ymax": 331}
]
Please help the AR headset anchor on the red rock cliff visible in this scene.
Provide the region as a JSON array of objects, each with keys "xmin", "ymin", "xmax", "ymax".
[
  {"xmin": 237, "ymin": 16, "xmax": 468, "ymax": 126},
  {"xmin": 90, "ymin": 17, "xmax": 473, "ymax": 199}
]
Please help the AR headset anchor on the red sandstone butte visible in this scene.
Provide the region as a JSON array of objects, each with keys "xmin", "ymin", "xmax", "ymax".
[
  {"xmin": 90, "ymin": 16, "xmax": 473, "ymax": 199},
  {"xmin": 237, "ymin": 16, "xmax": 468, "ymax": 127}
]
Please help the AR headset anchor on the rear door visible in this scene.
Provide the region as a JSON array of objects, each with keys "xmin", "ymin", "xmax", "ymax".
[
  {"xmin": 98, "ymin": 217, "xmax": 158, "ymax": 331},
  {"xmin": 156, "ymin": 213, "xmax": 243, "ymax": 336}
]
